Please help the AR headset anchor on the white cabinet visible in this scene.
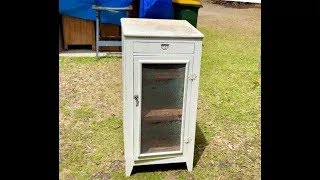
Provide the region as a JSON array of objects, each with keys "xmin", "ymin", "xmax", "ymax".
[{"xmin": 121, "ymin": 18, "xmax": 204, "ymax": 176}]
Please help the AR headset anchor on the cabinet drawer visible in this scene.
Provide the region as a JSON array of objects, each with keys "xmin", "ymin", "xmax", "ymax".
[{"xmin": 133, "ymin": 42, "xmax": 194, "ymax": 54}]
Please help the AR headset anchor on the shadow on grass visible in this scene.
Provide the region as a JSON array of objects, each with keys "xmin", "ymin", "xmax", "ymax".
[
  {"xmin": 131, "ymin": 124, "xmax": 208, "ymax": 175},
  {"xmin": 132, "ymin": 163, "xmax": 186, "ymax": 175},
  {"xmin": 193, "ymin": 123, "xmax": 208, "ymax": 167}
]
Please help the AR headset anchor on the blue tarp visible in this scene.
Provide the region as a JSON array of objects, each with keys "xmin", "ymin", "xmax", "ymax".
[
  {"xmin": 139, "ymin": 0, "xmax": 173, "ymax": 19},
  {"xmin": 59, "ymin": 0, "xmax": 132, "ymax": 25}
]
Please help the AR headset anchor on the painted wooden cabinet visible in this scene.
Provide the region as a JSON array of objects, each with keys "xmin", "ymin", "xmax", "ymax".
[{"xmin": 121, "ymin": 18, "xmax": 204, "ymax": 176}]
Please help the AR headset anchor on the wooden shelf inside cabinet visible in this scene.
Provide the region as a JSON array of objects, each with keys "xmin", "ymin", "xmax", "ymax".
[
  {"xmin": 142, "ymin": 146, "xmax": 180, "ymax": 154},
  {"xmin": 154, "ymin": 71, "xmax": 185, "ymax": 80},
  {"xmin": 143, "ymin": 69, "xmax": 185, "ymax": 81},
  {"xmin": 141, "ymin": 139, "xmax": 180, "ymax": 153},
  {"xmin": 142, "ymin": 108, "xmax": 182, "ymax": 123}
]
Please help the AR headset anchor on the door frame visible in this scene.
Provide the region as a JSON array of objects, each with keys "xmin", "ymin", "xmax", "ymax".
[{"xmin": 133, "ymin": 55, "xmax": 194, "ymax": 160}]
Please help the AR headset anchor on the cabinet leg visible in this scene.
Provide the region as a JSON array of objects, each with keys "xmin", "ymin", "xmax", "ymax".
[
  {"xmin": 186, "ymin": 161, "xmax": 193, "ymax": 172},
  {"xmin": 64, "ymin": 45, "xmax": 68, "ymax": 51},
  {"xmin": 125, "ymin": 163, "xmax": 133, "ymax": 177}
]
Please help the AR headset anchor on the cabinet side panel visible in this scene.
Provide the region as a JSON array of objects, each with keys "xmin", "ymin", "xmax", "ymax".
[
  {"xmin": 122, "ymin": 38, "xmax": 135, "ymax": 167},
  {"xmin": 186, "ymin": 40, "xmax": 203, "ymax": 169}
]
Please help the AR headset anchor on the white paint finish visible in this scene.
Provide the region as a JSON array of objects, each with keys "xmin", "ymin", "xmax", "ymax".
[
  {"xmin": 121, "ymin": 18, "xmax": 204, "ymax": 39},
  {"xmin": 185, "ymin": 40, "xmax": 203, "ymax": 171},
  {"xmin": 122, "ymin": 19, "xmax": 203, "ymax": 176},
  {"xmin": 133, "ymin": 58, "xmax": 141, "ymax": 161},
  {"xmin": 134, "ymin": 156, "xmax": 186, "ymax": 166},
  {"xmin": 186, "ymin": 161, "xmax": 193, "ymax": 171},
  {"xmin": 133, "ymin": 42, "xmax": 195, "ymax": 54},
  {"xmin": 133, "ymin": 56, "xmax": 193, "ymax": 160},
  {"xmin": 125, "ymin": 164, "xmax": 133, "ymax": 177},
  {"xmin": 122, "ymin": 38, "xmax": 135, "ymax": 177},
  {"xmin": 130, "ymin": 38, "xmax": 198, "ymax": 43},
  {"xmin": 136, "ymin": 153, "xmax": 183, "ymax": 161},
  {"xmin": 139, "ymin": 151, "xmax": 182, "ymax": 158}
]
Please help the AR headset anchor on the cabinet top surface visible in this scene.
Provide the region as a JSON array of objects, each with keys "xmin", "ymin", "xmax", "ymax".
[{"xmin": 121, "ymin": 18, "xmax": 204, "ymax": 39}]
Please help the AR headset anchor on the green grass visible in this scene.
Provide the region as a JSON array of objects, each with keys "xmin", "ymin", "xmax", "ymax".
[{"xmin": 59, "ymin": 24, "xmax": 260, "ymax": 179}]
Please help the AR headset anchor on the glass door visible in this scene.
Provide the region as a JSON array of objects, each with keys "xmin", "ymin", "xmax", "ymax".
[{"xmin": 133, "ymin": 56, "xmax": 193, "ymax": 159}]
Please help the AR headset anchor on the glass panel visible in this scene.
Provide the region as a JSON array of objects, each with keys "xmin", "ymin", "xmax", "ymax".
[{"xmin": 141, "ymin": 64, "xmax": 186, "ymax": 154}]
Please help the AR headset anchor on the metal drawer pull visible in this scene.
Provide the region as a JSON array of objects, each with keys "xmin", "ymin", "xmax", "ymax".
[
  {"xmin": 134, "ymin": 95, "xmax": 139, "ymax": 106},
  {"xmin": 161, "ymin": 44, "xmax": 169, "ymax": 50}
]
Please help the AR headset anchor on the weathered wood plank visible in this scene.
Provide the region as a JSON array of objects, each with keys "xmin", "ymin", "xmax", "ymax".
[
  {"xmin": 143, "ymin": 108, "xmax": 182, "ymax": 123},
  {"xmin": 62, "ymin": 16, "xmax": 95, "ymax": 50}
]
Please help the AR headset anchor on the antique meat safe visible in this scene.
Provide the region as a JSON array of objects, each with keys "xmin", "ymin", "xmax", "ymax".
[{"xmin": 121, "ymin": 18, "xmax": 204, "ymax": 176}]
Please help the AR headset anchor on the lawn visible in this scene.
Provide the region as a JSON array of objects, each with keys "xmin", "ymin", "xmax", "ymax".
[{"xmin": 59, "ymin": 6, "xmax": 260, "ymax": 179}]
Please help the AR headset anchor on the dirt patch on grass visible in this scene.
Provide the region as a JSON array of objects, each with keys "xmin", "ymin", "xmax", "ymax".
[
  {"xmin": 108, "ymin": 160, "xmax": 124, "ymax": 171},
  {"xmin": 198, "ymin": 1, "xmax": 260, "ymax": 35},
  {"xmin": 208, "ymin": 0, "xmax": 260, "ymax": 8},
  {"xmin": 165, "ymin": 170, "xmax": 181, "ymax": 180},
  {"xmin": 91, "ymin": 172, "xmax": 110, "ymax": 180},
  {"xmin": 186, "ymin": 173, "xmax": 195, "ymax": 180}
]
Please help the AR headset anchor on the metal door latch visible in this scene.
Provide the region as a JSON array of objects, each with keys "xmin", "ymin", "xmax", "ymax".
[
  {"xmin": 134, "ymin": 95, "xmax": 139, "ymax": 107},
  {"xmin": 161, "ymin": 44, "xmax": 169, "ymax": 50},
  {"xmin": 188, "ymin": 74, "xmax": 197, "ymax": 81},
  {"xmin": 184, "ymin": 137, "xmax": 192, "ymax": 143}
]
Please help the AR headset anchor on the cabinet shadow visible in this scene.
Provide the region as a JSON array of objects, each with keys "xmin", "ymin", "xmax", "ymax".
[
  {"xmin": 131, "ymin": 163, "xmax": 186, "ymax": 175},
  {"xmin": 193, "ymin": 123, "xmax": 208, "ymax": 167}
]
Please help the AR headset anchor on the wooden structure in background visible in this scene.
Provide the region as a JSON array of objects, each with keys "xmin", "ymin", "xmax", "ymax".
[
  {"xmin": 61, "ymin": 15, "xmax": 122, "ymax": 52},
  {"xmin": 60, "ymin": 0, "xmax": 138, "ymax": 53},
  {"xmin": 59, "ymin": 24, "xmax": 63, "ymax": 52},
  {"xmin": 62, "ymin": 16, "xmax": 95, "ymax": 50},
  {"xmin": 100, "ymin": 24, "xmax": 121, "ymax": 52}
]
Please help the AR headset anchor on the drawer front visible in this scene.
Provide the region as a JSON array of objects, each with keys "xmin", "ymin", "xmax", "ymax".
[{"xmin": 133, "ymin": 42, "xmax": 194, "ymax": 54}]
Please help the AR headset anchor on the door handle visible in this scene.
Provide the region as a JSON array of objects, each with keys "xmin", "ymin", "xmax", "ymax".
[
  {"xmin": 134, "ymin": 95, "xmax": 139, "ymax": 107},
  {"xmin": 161, "ymin": 44, "xmax": 169, "ymax": 50}
]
